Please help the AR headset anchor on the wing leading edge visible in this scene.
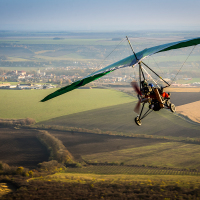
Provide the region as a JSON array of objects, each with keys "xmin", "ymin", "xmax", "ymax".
[{"xmin": 41, "ymin": 37, "xmax": 200, "ymax": 102}]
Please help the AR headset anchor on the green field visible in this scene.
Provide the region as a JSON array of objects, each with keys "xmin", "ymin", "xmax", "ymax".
[
  {"xmin": 82, "ymin": 142, "xmax": 200, "ymax": 169},
  {"xmin": 34, "ymin": 53, "xmax": 89, "ymax": 61},
  {"xmin": 41, "ymin": 100, "xmax": 200, "ymax": 136},
  {"xmin": 1, "ymin": 32, "xmax": 200, "ymax": 198},
  {"xmin": 1, "ymin": 88, "xmax": 200, "ymax": 171},
  {"xmin": 176, "ymin": 78, "xmax": 200, "ymax": 84},
  {"xmin": 34, "ymin": 88, "xmax": 200, "ymax": 171},
  {"xmin": 0, "ymin": 81, "xmax": 53, "ymax": 85},
  {"xmin": 0, "ymin": 67, "xmax": 47, "ymax": 71},
  {"xmin": 0, "ymin": 88, "xmax": 134, "ymax": 122}
]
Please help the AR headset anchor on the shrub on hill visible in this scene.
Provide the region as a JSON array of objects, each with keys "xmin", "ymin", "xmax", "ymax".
[
  {"xmin": 0, "ymin": 161, "xmax": 30, "ymax": 176},
  {"xmin": 37, "ymin": 130, "xmax": 74, "ymax": 165},
  {"xmin": 0, "ymin": 118, "xmax": 35, "ymax": 126},
  {"xmin": 38, "ymin": 160, "xmax": 65, "ymax": 172}
]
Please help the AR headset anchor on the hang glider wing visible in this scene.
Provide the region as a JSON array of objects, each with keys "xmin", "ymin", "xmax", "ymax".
[{"xmin": 41, "ymin": 37, "xmax": 200, "ymax": 102}]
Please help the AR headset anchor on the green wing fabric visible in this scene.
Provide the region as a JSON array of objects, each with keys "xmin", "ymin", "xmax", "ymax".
[
  {"xmin": 41, "ymin": 71, "xmax": 112, "ymax": 102},
  {"xmin": 132, "ymin": 37, "xmax": 200, "ymax": 65},
  {"xmin": 41, "ymin": 37, "xmax": 200, "ymax": 102}
]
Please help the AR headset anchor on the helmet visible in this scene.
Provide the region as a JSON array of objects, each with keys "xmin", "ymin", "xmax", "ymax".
[{"xmin": 149, "ymin": 83, "xmax": 154, "ymax": 87}]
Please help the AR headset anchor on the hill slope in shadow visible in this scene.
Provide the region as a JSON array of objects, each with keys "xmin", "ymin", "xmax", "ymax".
[{"xmin": 39, "ymin": 101, "xmax": 200, "ymax": 138}]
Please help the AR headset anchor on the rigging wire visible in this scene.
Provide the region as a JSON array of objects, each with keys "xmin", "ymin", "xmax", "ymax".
[
  {"xmin": 141, "ymin": 66, "xmax": 160, "ymax": 89},
  {"xmin": 126, "ymin": 39, "xmax": 133, "ymax": 57},
  {"xmin": 170, "ymin": 45, "xmax": 196, "ymax": 84},
  {"xmin": 128, "ymin": 36, "xmax": 166, "ymax": 84},
  {"xmin": 126, "ymin": 40, "xmax": 137, "ymax": 81},
  {"xmin": 125, "ymin": 37, "xmax": 139, "ymax": 82},
  {"xmin": 89, "ymin": 38, "xmax": 127, "ymax": 76},
  {"xmin": 151, "ymin": 56, "xmax": 164, "ymax": 78}
]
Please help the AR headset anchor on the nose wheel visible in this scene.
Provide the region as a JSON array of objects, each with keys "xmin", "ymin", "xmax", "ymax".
[{"xmin": 135, "ymin": 116, "xmax": 142, "ymax": 126}]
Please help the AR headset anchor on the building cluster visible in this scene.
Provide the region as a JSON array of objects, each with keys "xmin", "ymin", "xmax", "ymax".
[
  {"xmin": 0, "ymin": 83, "xmax": 55, "ymax": 90},
  {"xmin": 0, "ymin": 67, "xmax": 135, "ymax": 85},
  {"xmin": 0, "ymin": 69, "xmax": 56, "ymax": 84},
  {"xmin": 171, "ymin": 82, "xmax": 200, "ymax": 87},
  {"xmin": 0, "ymin": 68, "xmax": 199, "ymax": 89}
]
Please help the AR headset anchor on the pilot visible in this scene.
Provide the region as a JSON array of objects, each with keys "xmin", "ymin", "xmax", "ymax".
[
  {"xmin": 149, "ymin": 83, "xmax": 170, "ymax": 99},
  {"xmin": 149, "ymin": 83, "xmax": 154, "ymax": 88}
]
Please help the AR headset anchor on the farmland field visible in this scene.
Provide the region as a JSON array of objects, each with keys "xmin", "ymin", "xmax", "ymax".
[
  {"xmin": 1, "ymin": 34, "xmax": 200, "ymax": 68},
  {"xmin": 65, "ymin": 165, "xmax": 200, "ymax": 176},
  {"xmin": 1, "ymin": 89, "xmax": 200, "ymax": 171},
  {"xmin": 47, "ymin": 130, "xmax": 167, "ymax": 158},
  {"xmin": 1, "ymin": 31, "xmax": 200, "ymax": 199},
  {"xmin": 0, "ymin": 127, "xmax": 49, "ymax": 168},
  {"xmin": 82, "ymin": 142, "xmax": 200, "ymax": 169},
  {"xmin": 0, "ymin": 88, "xmax": 134, "ymax": 122},
  {"xmin": 38, "ymin": 90, "xmax": 200, "ymax": 172},
  {"xmin": 47, "ymin": 129, "xmax": 200, "ymax": 170},
  {"xmin": 41, "ymin": 98, "xmax": 200, "ymax": 137},
  {"xmin": 0, "ymin": 38, "xmax": 120, "ymax": 45}
]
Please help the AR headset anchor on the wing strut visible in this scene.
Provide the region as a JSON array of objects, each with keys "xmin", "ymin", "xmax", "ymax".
[
  {"xmin": 126, "ymin": 36, "xmax": 138, "ymax": 61},
  {"xmin": 126, "ymin": 36, "xmax": 169, "ymax": 87}
]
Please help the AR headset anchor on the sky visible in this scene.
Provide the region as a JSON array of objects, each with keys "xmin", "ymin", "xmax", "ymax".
[{"xmin": 0, "ymin": 0, "xmax": 200, "ymax": 31}]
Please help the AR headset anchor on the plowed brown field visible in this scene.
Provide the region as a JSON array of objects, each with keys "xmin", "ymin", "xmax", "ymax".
[
  {"xmin": 48, "ymin": 130, "xmax": 167, "ymax": 160},
  {"xmin": 0, "ymin": 127, "xmax": 49, "ymax": 168}
]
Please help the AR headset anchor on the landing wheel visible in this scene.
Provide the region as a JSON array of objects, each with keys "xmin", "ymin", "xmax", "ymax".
[
  {"xmin": 170, "ymin": 103, "xmax": 176, "ymax": 112},
  {"xmin": 135, "ymin": 116, "xmax": 142, "ymax": 126},
  {"xmin": 165, "ymin": 100, "xmax": 171, "ymax": 108}
]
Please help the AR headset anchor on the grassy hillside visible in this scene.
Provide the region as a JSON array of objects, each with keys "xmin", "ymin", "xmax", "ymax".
[
  {"xmin": 47, "ymin": 128, "xmax": 200, "ymax": 170},
  {"xmin": 82, "ymin": 141, "xmax": 200, "ymax": 169},
  {"xmin": 0, "ymin": 88, "xmax": 134, "ymax": 122},
  {"xmin": 41, "ymin": 101, "xmax": 200, "ymax": 137},
  {"xmin": 39, "ymin": 92, "xmax": 200, "ymax": 171}
]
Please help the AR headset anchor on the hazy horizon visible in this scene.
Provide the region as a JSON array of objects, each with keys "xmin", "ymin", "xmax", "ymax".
[{"xmin": 1, "ymin": 0, "xmax": 200, "ymax": 32}]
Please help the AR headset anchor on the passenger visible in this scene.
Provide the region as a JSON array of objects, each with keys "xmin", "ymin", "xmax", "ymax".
[
  {"xmin": 149, "ymin": 84, "xmax": 170, "ymax": 99},
  {"xmin": 159, "ymin": 86, "xmax": 171, "ymax": 99}
]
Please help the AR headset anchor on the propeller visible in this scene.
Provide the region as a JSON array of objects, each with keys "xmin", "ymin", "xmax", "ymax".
[
  {"xmin": 131, "ymin": 81, "xmax": 142, "ymax": 114},
  {"xmin": 134, "ymin": 99, "xmax": 142, "ymax": 114},
  {"xmin": 131, "ymin": 81, "xmax": 142, "ymax": 96}
]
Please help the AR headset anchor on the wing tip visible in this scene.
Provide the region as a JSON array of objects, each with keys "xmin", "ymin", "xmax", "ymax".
[
  {"xmin": 40, "ymin": 96, "xmax": 50, "ymax": 102},
  {"xmin": 40, "ymin": 99, "xmax": 47, "ymax": 102}
]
